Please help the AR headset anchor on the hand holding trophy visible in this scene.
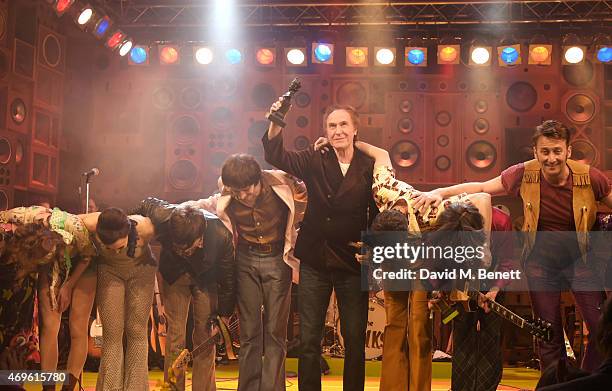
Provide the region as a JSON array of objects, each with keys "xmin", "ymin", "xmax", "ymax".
[{"xmin": 266, "ymin": 78, "xmax": 302, "ymax": 128}]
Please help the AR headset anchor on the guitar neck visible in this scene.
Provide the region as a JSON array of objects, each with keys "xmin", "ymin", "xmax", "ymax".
[{"xmin": 487, "ymin": 300, "xmax": 526, "ymax": 329}]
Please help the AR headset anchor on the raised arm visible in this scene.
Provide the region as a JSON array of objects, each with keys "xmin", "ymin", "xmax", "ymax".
[{"xmin": 263, "ymin": 98, "xmax": 313, "ymax": 180}]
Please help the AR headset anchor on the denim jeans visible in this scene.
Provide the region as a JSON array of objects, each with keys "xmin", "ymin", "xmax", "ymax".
[{"xmin": 298, "ymin": 261, "xmax": 368, "ymax": 391}]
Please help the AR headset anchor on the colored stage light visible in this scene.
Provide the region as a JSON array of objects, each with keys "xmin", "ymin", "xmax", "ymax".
[
  {"xmin": 375, "ymin": 48, "xmax": 395, "ymax": 66},
  {"xmin": 286, "ymin": 48, "xmax": 306, "ymax": 66},
  {"xmin": 563, "ymin": 46, "xmax": 585, "ymax": 64},
  {"xmin": 528, "ymin": 45, "xmax": 552, "ymax": 65},
  {"xmin": 312, "ymin": 43, "xmax": 333, "ymax": 64},
  {"xmin": 499, "ymin": 46, "xmax": 519, "ymax": 65},
  {"xmin": 93, "ymin": 16, "xmax": 111, "ymax": 38},
  {"xmin": 160, "ymin": 46, "xmax": 180, "ymax": 65},
  {"xmin": 470, "ymin": 46, "xmax": 491, "ymax": 65},
  {"xmin": 405, "ymin": 48, "xmax": 426, "ymax": 66},
  {"xmin": 438, "ymin": 45, "xmax": 459, "ymax": 64},
  {"xmin": 105, "ymin": 31, "xmax": 125, "ymax": 50},
  {"xmin": 225, "ymin": 49, "xmax": 242, "ymax": 64},
  {"xmin": 597, "ymin": 47, "xmax": 612, "ymax": 63},
  {"xmin": 129, "ymin": 46, "xmax": 148, "ymax": 65},
  {"xmin": 77, "ymin": 7, "xmax": 93, "ymax": 25},
  {"xmin": 118, "ymin": 39, "xmax": 133, "ymax": 57},
  {"xmin": 256, "ymin": 48, "xmax": 275, "ymax": 66},
  {"xmin": 55, "ymin": 0, "xmax": 75, "ymax": 15},
  {"xmin": 346, "ymin": 47, "xmax": 368, "ymax": 67},
  {"xmin": 194, "ymin": 47, "xmax": 214, "ymax": 65}
]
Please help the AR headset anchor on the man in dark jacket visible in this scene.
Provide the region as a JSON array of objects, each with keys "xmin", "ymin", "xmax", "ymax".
[
  {"xmin": 133, "ymin": 198, "xmax": 235, "ymax": 391},
  {"xmin": 263, "ymin": 99, "xmax": 378, "ymax": 391}
]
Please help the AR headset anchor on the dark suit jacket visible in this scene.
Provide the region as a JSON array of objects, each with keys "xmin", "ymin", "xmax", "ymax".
[
  {"xmin": 133, "ymin": 197, "xmax": 236, "ymax": 316},
  {"xmin": 538, "ymin": 359, "xmax": 612, "ymax": 390},
  {"xmin": 263, "ymin": 132, "xmax": 378, "ymax": 273}
]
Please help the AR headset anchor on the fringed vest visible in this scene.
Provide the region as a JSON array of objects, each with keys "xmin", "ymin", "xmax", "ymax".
[{"xmin": 519, "ymin": 159, "xmax": 597, "ymax": 262}]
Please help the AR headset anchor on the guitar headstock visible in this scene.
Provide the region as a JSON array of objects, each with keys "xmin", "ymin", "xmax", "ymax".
[
  {"xmin": 527, "ymin": 317, "xmax": 553, "ymax": 342},
  {"xmin": 171, "ymin": 349, "xmax": 192, "ymax": 371}
]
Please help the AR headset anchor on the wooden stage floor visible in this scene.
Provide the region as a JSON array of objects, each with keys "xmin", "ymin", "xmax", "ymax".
[{"xmin": 23, "ymin": 358, "xmax": 541, "ymax": 390}]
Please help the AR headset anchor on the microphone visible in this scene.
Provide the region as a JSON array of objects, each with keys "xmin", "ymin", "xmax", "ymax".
[{"xmin": 82, "ymin": 168, "xmax": 100, "ymax": 177}]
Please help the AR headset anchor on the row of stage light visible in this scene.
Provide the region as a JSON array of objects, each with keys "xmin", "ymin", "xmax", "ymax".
[{"xmin": 48, "ymin": 1, "xmax": 612, "ymax": 68}]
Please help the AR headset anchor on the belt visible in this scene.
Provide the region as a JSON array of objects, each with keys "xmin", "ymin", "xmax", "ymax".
[{"xmin": 237, "ymin": 241, "xmax": 284, "ymax": 256}]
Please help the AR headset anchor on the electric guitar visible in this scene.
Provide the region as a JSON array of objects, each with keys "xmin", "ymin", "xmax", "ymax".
[
  {"xmin": 435, "ymin": 288, "xmax": 553, "ymax": 342},
  {"xmin": 87, "ymin": 309, "xmax": 103, "ymax": 358},
  {"xmin": 157, "ymin": 315, "xmax": 239, "ymax": 391}
]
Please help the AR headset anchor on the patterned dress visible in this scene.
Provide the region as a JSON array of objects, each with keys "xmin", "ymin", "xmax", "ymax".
[
  {"xmin": 372, "ymin": 165, "xmax": 469, "ymax": 231},
  {"xmin": 0, "ymin": 207, "xmax": 96, "ymax": 310}
]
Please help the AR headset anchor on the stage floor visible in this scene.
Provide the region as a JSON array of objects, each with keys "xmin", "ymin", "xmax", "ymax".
[{"xmin": 23, "ymin": 358, "xmax": 541, "ymax": 390}]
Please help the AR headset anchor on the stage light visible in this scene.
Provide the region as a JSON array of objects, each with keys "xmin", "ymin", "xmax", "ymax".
[
  {"xmin": 54, "ymin": 0, "xmax": 75, "ymax": 15},
  {"xmin": 437, "ymin": 45, "xmax": 460, "ymax": 64},
  {"xmin": 498, "ymin": 45, "xmax": 521, "ymax": 66},
  {"xmin": 76, "ymin": 6, "xmax": 93, "ymax": 25},
  {"xmin": 312, "ymin": 43, "xmax": 334, "ymax": 64},
  {"xmin": 346, "ymin": 47, "xmax": 368, "ymax": 67},
  {"xmin": 469, "ymin": 46, "xmax": 491, "ymax": 66},
  {"xmin": 375, "ymin": 47, "xmax": 395, "ymax": 66},
  {"xmin": 529, "ymin": 45, "xmax": 550, "ymax": 64},
  {"xmin": 118, "ymin": 39, "xmax": 133, "ymax": 57},
  {"xmin": 105, "ymin": 31, "xmax": 125, "ymax": 50},
  {"xmin": 564, "ymin": 46, "xmax": 585, "ymax": 64},
  {"xmin": 256, "ymin": 48, "xmax": 275, "ymax": 66},
  {"xmin": 225, "ymin": 48, "xmax": 242, "ymax": 64},
  {"xmin": 286, "ymin": 48, "xmax": 307, "ymax": 66},
  {"xmin": 194, "ymin": 47, "xmax": 214, "ymax": 65},
  {"xmin": 528, "ymin": 35, "xmax": 552, "ymax": 65},
  {"xmin": 597, "ymin": 47, "xmax": 612, "ymax": 63},
  {"xmin": 93, "ymin": 16, "xmax": 111, "ymax": 39},
  {"xmin": 159, "ymin": 45, "xmax": 180, "ymax": 65},
  {"xmin": 129, "ymin": 45, "xmax": 149, "ymax": 65},
  {"xmin": 561, "ymin": 34, "xmax": 585, "ymax": 65},
  {"xmin": 405, "ymin": 47, "xmax": 427, "ymax": 66}
]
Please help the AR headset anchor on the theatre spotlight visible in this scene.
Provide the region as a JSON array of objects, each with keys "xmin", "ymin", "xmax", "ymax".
[
  {"xmin": 437, "ymin": 44, "xmax": 460, "ymax": 64},
  {"xmin": 76, "ymin": 5, "xmax": 93, "ymax": 26},
  {"xmin": 194, "ymin": 47, "xmax": 214, "ymax": 65},
  {"xmin": 128, "ymin": 45, "xmax": 149, "ymax": 65},
  {"xmin": 528, "ymin": 35, "xmax": 552, "ymax": 65},
  {"xmin": 374, "ymin": 47, "xmax": 396, "ymax": 66},
  {"xmin": 159, "ymin": 45, "xmax": 180, "ymax": 65},
  {"xmin": 497, "ymin": 37, "xmax": 521, "ymax": 66},
  {"xmin": 225, "ymin": 48, "xmax": 242, "ymax": 64},
  {"xmin": 92, "ymin": 15, "xmax": 112, "ymax": 39},
  {"xmin": 562, "ymin": 34, "xmax": 586, "ymax": 64},
  {"xmin": 255, "ymin": 48, "xmax": 276, "ymax": 66},
  {"xmin": 312, "ymin": 43, "xmax": 334, "ymax": 64},
  {"xmin": 105, "ymin": 30, "xmax": 126, "ymax": 50},
  {"xmin": 593, "ymin": 34, "xmax": 611, "ymax": 63},
  {"xmin": 53, "ymin": 0, "xmax": 75, "ymax": 16},
  {"xmin": 118, "ymin": 38, "xmax": 133, "ymax": 57},
  {"xmin": 405, "ymin": 47, "xmax": 427, "ymax": 67},
  {"xmin": 469, "ymin": 40, "xmax": 492, "ymax": 66},
  {"xmin": 346, "ymin": 47, "xmax": 368, "ymax": 67},
  {"xmin": 285, "ymin": 48, "xmax": 307, "ymax": 66}
]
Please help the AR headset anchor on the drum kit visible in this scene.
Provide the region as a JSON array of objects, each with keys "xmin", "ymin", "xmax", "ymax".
[{"xmin": 322, "ymin": 291, "xmax": 386, "ymax": 360}]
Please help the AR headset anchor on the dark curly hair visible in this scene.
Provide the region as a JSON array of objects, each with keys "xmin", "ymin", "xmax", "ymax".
[
  {"xmin": 1, "ymin": 223, "xmax": 66, "ymax": 282},
  {"xmin": 97, "ymin": 207, "xmax": 130, "ymax": 245},
  {"xmin": 532, "ymin": 120, "xmax": 571, "ymax": 146}
]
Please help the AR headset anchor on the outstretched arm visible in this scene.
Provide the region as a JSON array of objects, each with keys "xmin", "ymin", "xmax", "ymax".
[
  {"xmin": 354, "ymin": 141, "xmax": 393, "ymax": 167},
  {"xmin": 412, "ymin": 176, "xmax": 506, "ymax": 214}
]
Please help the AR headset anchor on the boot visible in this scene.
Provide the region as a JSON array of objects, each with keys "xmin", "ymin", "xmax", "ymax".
[{"xmin": 60, "ymin": 373, "xmax": 79, "ymax": 391}]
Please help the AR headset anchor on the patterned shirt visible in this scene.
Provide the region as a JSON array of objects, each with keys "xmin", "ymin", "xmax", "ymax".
[{"xmin": 372, "ymin": 165, "xmax": 469, "ymax": 230}]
